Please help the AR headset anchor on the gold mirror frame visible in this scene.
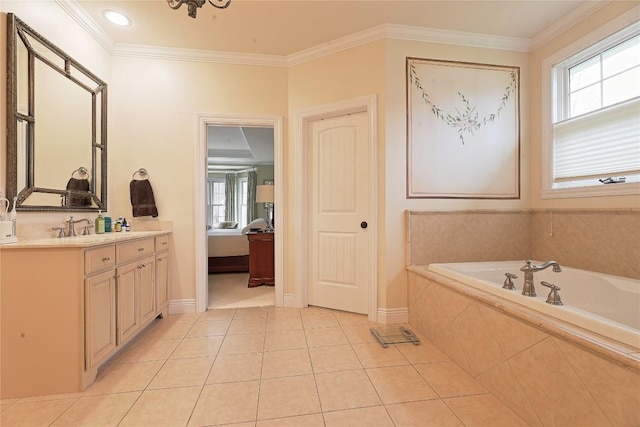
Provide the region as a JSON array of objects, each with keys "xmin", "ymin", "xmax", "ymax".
[{"xmin": 6, "ymin": 13, "xmax": 108, "ymax": 212}]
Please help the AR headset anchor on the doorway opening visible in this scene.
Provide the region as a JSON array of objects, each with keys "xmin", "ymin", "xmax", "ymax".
[{"xmin": 195, "ymin": 114, "xmax": 284, "ymax": 313}]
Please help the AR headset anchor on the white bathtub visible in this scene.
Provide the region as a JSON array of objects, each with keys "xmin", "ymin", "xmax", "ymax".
[{"xmin": 428, "ymin": 261, "xmax": 640, "ymax": 349}]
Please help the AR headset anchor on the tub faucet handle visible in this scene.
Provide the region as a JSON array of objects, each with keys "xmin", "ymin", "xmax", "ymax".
[
  {"xmin": 503, "ymin": 273, "xmax": 518, "ymax": 290},
  {"xmin": 541, "ymin": 281, "xmax": 563, "ymax": 306}
]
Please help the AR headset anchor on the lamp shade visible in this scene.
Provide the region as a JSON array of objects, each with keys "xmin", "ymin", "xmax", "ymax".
[{"xmin": 256, "ymin": 185, "xmax": 274, "ymax": 203}]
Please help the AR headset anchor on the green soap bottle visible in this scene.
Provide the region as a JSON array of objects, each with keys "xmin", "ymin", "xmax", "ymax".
[{"xmin": 95, "ymin": 210, "xmax": 105, "ymax": 234}]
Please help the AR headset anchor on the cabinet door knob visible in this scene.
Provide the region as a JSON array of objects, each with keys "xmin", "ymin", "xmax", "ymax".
[
  {"xmin": 138, "ymin": 248, "xmax": 145, "ymax": 252},
  {"xmin": 102, "ymin": 257, "xmax": 110, "ymax": 261}
]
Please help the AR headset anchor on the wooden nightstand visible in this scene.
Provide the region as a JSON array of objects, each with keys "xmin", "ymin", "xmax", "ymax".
[{"xmin": 247, "ymin": 232, "xmax": 275, "ymax": 287}]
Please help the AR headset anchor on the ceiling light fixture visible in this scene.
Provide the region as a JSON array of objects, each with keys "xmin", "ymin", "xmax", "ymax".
[
  {"xmin": 103, "ymin": 10, "xmax": 131, "ymax": 26},
  {"xmin": 167, "ymin": 0, "xmax": 231, "ymax": 19}
]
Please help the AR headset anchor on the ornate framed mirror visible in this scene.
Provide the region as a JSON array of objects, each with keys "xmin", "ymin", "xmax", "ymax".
[{"xmin": 6, "ymin": 13, "xmax": 107, "ymax": 211}]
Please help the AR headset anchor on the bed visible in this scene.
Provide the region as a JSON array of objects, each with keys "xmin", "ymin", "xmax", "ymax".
[{"xmin": 207, "ymin": 228, "xmax": 249, "ymax": 273}]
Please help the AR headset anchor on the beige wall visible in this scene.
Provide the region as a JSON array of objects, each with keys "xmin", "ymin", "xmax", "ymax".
[{"xmin": 528, "ymin": 1, "xmax": 640, "ymax": 210}]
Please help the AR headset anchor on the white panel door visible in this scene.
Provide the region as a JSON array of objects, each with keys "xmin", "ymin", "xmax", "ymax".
[{"xmin": 308, "ymin": 111, "xmax": 370, "ymax": 314}]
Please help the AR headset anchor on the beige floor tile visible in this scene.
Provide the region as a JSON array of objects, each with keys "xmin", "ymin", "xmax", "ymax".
[
  {"xmin": 341, "ymin": 325, "xmax": 379, "ymax": 344},
  {"xmin": 333, "ymin": 310, "xmax": 373, "ymax": 326},
  {"xmin": 207, "ymin": 352, "xmax": 263, "ymax": 383},
  {"xmin": 235, "ymin": 306, "xmax": 270, "ymax": 319},
  {"xmin": 14, "ymin": 393, "xmax": 83, "ymax": 404},
  {"xmin": 414, "ymin": 362, "xmax": 486, "ymax": 398},
  {"xmin": 386, "ymin": 399, "xmax": 464, "ymax": 426},
  {"xmin": 305, "ymin": 326, "xmax": 349, "ymax": 347},
  {"xmin": 268, "ymin": 307, "xmax": 302, "ymax": 318},
  {"xmin": 301, "ymin": 306, "xmax": 337, "ymax": 315},
  {"xmin": 83, "ymin": 360, "xmax": 164, "ymax": 396},
  {"xmin": 315, "ymin": 370, "xmax": 381, "ymax": 412},
  {"xmin": 219, "ymin": 333, "xmax": 265, "ymax": 355},
  {"xmin": 309, "ymin": 345, "xmax": 362, "ymax": 373},
  {"xmin": 352, "ymin": 343, "xmax": 409, "ymax": 368},
  {"xmin": 266, "ymin": 316, "xmax": 304, "ymax": 332},
  {"xmin": 164, "ymin": 313, "xmax": 202, "ymax": 323},
  {"xmin": 116, "ymin": 338, "xmax": 182, "ymax": 363},
  {"xmin": 0, "ymin": 398, "xmax": 77, "ymax": 427},
  {"xmin": 144, "ymin": 320, "xmax": 196, "ymax": 340},
  {"xmin": 187, "ymin": 319, "xmax": 232, "ymax": 337},
  {"xmin": 228, "ymin": 317, "xmax": 268, "ymax": 335},
  {"xmin": 51, "ymin": 392, "xmax": 140, "ymax": 426},
  {"xmin": 257, "ymin": 375, "xmax": 321, "ymax": 420},
  {"xmin": 394, "ymin": 341, "xmax": 450, "ymax": 364},
  {"xmin": 257, "ymin": 413, "xmax": 324, "ymax": 426},
  {"xmin": 147, "ymin": 357, "xmax": 214, "ymax": 389},
  {"xmin": 264, "ymin": 330, "xmax": 308, "ymax": 351},
  {"xmin": 444, "ymin": 394, "xmax": 529, "ymax": 427},
  {"xmin": 199, "ymin": 308, "xmax": 237, "ymax": 321},
  {"xmin": 189, "ymin": 381, "xmax": 260, "ymax": 426},
  {"xmin": 262, "ymin": 349, "xmax": 312, "ymax": 379},
  {"xmin": 302, "ymin": 313, "xmax": 340, "ymax": 329},
  {"xmin": 119, "ymin": 386, "xmax": 201, "ymax": 427},
  {"xmin": 323, "ymin": 405, "xmax": 394, "ymax": 427},
  {"xmin": 366, "ymin": 365, "xmax": 438, "ymax": 404},
  {"xmin": 170, "ymin": 336, "xmax": 224, "ymax": 359}
]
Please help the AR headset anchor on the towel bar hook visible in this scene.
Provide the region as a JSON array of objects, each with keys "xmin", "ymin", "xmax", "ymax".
[
  {"xmin": 132, "ymin": 168, "xmax": 149, "ymax": 180},
  {"xmin": 71, "ymin": 167, "xmax": 88, "ymax": 179}
]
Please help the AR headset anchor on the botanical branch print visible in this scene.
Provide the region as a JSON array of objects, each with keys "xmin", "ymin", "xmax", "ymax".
[{"xmin": 409, "ymin": 62, "xmax": 517, "ymax": 145}]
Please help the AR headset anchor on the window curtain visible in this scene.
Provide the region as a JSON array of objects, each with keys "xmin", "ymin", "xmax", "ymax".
[
  {"xmin": 247, "ymin": 170, "xmax": 257, "ymax": 223},
  {"xmin": 224, "ymin": 172, "xmax": 236, "ymax": 221}
]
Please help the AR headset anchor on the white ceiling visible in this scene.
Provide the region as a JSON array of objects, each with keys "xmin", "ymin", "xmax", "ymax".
[
  {"xmin": 74, "ymin": 0, "xmax": 605, "ymax": 56},
  {"xmin": 207, "ymin": 126, "xmax": 274, "ymax": 167}
]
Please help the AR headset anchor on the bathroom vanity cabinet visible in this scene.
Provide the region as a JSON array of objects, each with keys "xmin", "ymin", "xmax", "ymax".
[{"xmin": 0, "ymin": 231, "xmax": 171, "ymax": 399}]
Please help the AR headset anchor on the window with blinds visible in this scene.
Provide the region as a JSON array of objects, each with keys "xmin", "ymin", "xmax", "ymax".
[{"xmin": 546, "ymin": 21, "xmax": 640, "ymax": 195}]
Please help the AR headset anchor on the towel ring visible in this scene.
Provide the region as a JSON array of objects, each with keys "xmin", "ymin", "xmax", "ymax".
[
  {"xmin": 71, "ymin": 167, "xmax": 88, "ymax": 179},
  {"xmin": 132, "ymin": 168, "xmax": 149, "ymax": 180}
]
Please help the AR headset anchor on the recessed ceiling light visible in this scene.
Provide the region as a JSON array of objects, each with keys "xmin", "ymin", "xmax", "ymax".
[{"xmin": 103, "ymin": 10, "xmax": 131, "ymax": 27}]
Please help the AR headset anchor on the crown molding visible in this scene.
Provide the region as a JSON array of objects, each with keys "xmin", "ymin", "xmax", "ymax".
[
  {"xmin": 531, "ymin": 1, "xmax": 611, "ymax": 50},
  {"xmin": 112, "ymin": 44, "xmax": 288, "ymax": 67},
  {"xmin": 55, "ymin": 0, "xmax": 114, "ymax": 54}
]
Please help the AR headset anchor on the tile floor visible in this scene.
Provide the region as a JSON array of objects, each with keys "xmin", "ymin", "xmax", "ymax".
[
  {"xmin": 1, "ymin": 306, "xmax": 529, "ymax": 426},
  {"xmin": 208, "ymin": 273, "xmax": 275, "ymax": 309}
]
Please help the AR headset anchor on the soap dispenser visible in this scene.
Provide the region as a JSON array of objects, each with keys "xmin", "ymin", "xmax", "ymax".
[
  {"xmin": 10, "ymin": 197, "xmax": 17, "ymax": 237},
  {"xmin": 95, "ymin": 210, "xmax": 105, "ymax": 234}
]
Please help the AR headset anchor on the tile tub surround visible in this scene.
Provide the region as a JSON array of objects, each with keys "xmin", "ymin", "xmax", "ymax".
[
  {"xmin": 0, "ymin": 306, "xmax": 532, "ymax": 426},
  {"xmin": 407, "ymin": 267, "xmax": 640, "ymax": 427},
  {"xmin": 407, "ymin": 209, "xmax": 640, "ymax": 279}
]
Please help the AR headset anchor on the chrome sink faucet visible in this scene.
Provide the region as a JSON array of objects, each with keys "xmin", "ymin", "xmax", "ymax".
[
  {"xmin": 66, "ymin": 216, "xmax": 91, "ymax": 237},
  {"xmin": 519, "ymin": 260, "xmax": 562, "ymax": 297}
]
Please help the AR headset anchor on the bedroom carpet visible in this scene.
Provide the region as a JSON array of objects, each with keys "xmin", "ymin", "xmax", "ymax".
[{"xmin": 208, "ymin": 273, "xmax": 275, "ymax": 309}]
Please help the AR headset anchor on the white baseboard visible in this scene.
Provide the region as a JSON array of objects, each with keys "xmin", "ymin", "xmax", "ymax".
[
  {"xmin": 168, "ymin": 299, "xmax": 196, "ymax": 314},
  {"xmin": 283, "ymin": 293, "xmax": 298, "ymax": 307},
  {"xmin": 377, "ymin": 307, "xmax": 409, "ymax": 324}
]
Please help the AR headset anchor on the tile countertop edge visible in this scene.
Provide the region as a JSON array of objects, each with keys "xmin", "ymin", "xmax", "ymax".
[{"xmin": 0, "ymin": 230, "xmax": 171, "ymax": 249}]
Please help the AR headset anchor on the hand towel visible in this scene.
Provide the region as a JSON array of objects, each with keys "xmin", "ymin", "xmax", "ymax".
[
  {"xmin": 65, "ymin": 177, "xmax": 91, "ymax": 206},
  {"xmin": 130, "ymin": 179, "xmax": 159, "ymax": 218}
]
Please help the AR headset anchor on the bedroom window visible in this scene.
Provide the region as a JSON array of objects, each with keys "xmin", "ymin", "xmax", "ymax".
[
  {"xmin": 238, "ymin": 177, "xmax": 249, "ymax": 227},
  {"xmin": 207, "ymin": 178, "xmax": 225, "ymax": 225},
  {"xmin": 541, "ymin": 14, "xmax": 640, "ymax": 198}
]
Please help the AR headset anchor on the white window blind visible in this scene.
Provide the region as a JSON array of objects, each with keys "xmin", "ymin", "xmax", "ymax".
[{"xmin": 552, "ymin": 97, "xmax": 640, "ymax": 182}]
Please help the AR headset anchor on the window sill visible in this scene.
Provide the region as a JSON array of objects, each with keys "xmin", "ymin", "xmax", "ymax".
[{"xmin": 541, "ymin": 182, "xmax": 640, "ymax": 199}]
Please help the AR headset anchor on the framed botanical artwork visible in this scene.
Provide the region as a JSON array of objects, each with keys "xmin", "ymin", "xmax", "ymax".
[{"xmin": 406, "ymin": 57, "xmax": 520, "ymax": 199}]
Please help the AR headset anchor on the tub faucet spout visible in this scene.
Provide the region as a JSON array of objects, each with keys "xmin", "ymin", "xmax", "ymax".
[{"xmin": 519, "ymin": 260, "xmax": 562, "ymax": 297}]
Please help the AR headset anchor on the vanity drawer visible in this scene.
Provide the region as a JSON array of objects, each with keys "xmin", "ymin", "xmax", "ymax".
[
  {"xmin": 155, "ymin": 234, "xmax": 170, "ymax": 252},
  {"xmin": 117, "ymin": 238, "xmax": 155, "ymax": 264},
  {"xmin": 85, "ymin": 245, "xmax": 116, "ymax": 275}
]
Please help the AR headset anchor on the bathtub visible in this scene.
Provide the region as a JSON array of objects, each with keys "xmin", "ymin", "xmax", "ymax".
[{"xmin": 428, "ymin": 261, "xmax": 640, "ymax": 349}]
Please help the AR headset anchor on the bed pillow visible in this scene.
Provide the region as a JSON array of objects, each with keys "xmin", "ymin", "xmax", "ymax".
[
  {"xmin": 242, "ymin": 218, "xmax": 267, "ymax": 234},
  {"xmin": 216, "ymin": 221, "xmax": 238, "ymax": 229}
]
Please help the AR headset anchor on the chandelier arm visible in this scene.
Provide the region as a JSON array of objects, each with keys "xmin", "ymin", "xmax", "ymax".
[
  {"xmin": 208, "ymin": 0, "xmax": 232, "ymax": 9},
  {"xmin": 166, "ymin": 0, "xmax": 184, "ymax": 10}
]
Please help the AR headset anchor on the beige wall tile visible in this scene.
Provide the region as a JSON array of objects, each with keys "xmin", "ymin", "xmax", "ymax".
[
  {"xmin": 257, "ymin": 375, "xmax": 321, "ymax": 420},
  {"xmin": 444, "ymin": 394, "xmax": 528, "ymax": 427},
  {"xmin": 314, "ymin": 370, "xmax": 381, "ymax": 411},
  {"xmin": 323, "ymin": 406, "xmax": 394, "ymax": 427},
  {"xmin": 189, "ymin": 381, "xmax": 260, "ymax": 426},
  {"xmin": 386, "ymin": 399, "xmax": 463, "ymax": 427},
  {"xmin": 509, "ymin": 337, "xmax": 611, "ymax": 426},
  {"xmin": 554, "ymin": 338, "xmax": 640, "ymax": 427},
  {"xmin": 365, "ymin": 365, "xmax": 437, "ymax": 404},
  {"xmin": 119, "ymin": 387, "xmax": 200, "ymax": 427},
  {"xmin": 207, "ymin": 353, "xmax": 263, "ymax": 383}
]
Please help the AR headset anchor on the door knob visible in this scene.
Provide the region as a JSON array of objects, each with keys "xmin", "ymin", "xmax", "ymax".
[{"xmin": 360, "ymin": 221, "xmax": 368, "ymax": 229}]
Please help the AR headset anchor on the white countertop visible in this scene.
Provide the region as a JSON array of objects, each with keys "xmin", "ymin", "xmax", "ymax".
[{"xmin": 0, "ymin": 230, "xmax": 170, "ymax": 249}]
